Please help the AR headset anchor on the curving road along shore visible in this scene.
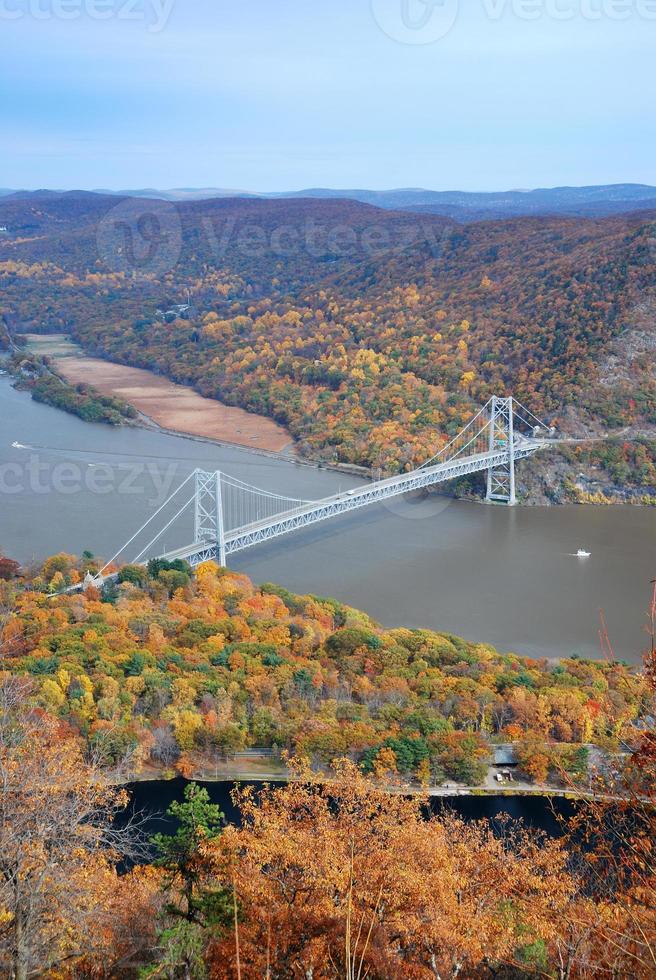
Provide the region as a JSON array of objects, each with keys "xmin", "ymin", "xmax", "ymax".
[{"xmin": 115, "ymin": 756, "xmax": 598, "ymax": 801}]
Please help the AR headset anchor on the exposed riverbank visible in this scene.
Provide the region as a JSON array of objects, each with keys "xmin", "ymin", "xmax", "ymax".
[
  {"xmin": 1, "ymin": 373, "xmax": 653, "ymax": 662},
  {"xmin": 23, "ymin": 334, "xmax": 295, "ymax": 454}
]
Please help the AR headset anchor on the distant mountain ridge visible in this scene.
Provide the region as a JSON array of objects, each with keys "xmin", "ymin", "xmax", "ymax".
[
  {"xmin": 1, "ymin": 189, "xmax": 655, "ymax": 495},
  {"xmin": 2, "ymin": 183, "xmax": 656, "ymax": 222},
  {"xmin": 267, "ymin": 182, "xmax": 656, "ymax": 208}
]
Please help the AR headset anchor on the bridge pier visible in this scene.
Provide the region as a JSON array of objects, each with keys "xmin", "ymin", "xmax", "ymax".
[
  {"xmin": 94, "ymin": 396, "xmax": 553, "ymax": 584},
  {"xmin": 486, "ymin": 396, "xmax": 516, "ymax": 505}
]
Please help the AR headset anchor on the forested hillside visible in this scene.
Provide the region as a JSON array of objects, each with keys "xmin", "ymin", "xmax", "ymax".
[
  {"xmin": 1, "ymin": 554, "xmax": 654, "ymax": 977},
  {"xmin": 1, "ymin": 193, "xmax": 654, "ymax": 489},
  {"xmin": 0, "ymin": 553, "xmax": 647, "ymax": 787}
]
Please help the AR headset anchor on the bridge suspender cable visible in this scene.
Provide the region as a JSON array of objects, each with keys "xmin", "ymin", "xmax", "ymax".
[
  {"xmin": 419, "ymin": 399, "xmax": 493, "ymax": 469},
  {"xmin": 131, "ymin": 494, "xmax": 197, "ymax": 565},
  {"xmin": 97, "ymin": 469, "xmax": 197, "ymax": 575},
  {"xmin": 85, "ymin": 395, "xmax": 555, "ymax": 587},
  {"xmin": 220, "ymin": 471, "xmax": 311, "ymax": 504},
  {"xmin": 512, "ymin": 399, "xmax": 552, "ymax": 432}
]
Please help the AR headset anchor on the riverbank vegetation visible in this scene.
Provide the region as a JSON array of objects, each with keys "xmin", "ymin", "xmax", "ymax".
[
  {"xmin": 558, "ymin": 439, "xmax": 656, "ymax": 505},
  {"xmin": 0, "ymin": 684, "xmax": 654, "ymax": 978},
  {"xmin": 8, "ymin": 351, "xmax": 137, "ymax": 425},
  {"xmin": 1, "ymin": 194, "xmax": 655, "ymax": 492},
  {"xmin": 0, "ymin": 554, "xmax": 648, "ymax": 789}
]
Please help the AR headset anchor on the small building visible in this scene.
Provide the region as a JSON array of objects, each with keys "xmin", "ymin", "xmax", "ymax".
[
  {"xmin": 493, "ymin": 745, "xmax": 518, "ymax": 767},
  {"xmin": 155, "ymin": 303, "xmax": 196, "ymax": 324}
]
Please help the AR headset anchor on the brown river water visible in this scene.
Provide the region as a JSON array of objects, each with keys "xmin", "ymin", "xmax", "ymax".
[{"xmin": 1, "ymin": 375, "xmax": 654, "ymax": 663}]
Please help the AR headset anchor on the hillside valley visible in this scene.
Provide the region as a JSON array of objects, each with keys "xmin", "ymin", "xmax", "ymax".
[{"xmin": 1, "ymin": 192, "xmax": 655, "ymax": 500}]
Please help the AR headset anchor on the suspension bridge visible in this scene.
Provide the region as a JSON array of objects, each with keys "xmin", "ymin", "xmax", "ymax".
[{"xmin": 87, "ymin": 396, "xmax": 556, "ymax": 585}]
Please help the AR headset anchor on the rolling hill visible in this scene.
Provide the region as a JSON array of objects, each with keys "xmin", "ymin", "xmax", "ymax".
[
  {"xmin": 4, "ymin": 182, "xmax": 656, "ymax": 221},
  {"xmin": 1, "ymin": 191, "xmax": 654, "ymax": 498}
]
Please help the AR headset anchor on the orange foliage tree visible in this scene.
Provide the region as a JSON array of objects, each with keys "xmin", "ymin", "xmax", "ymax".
[
  {"xmin": 0, "ymin": 680, "xmax": 152, "ymax": 979},
  {"xmin": 203, "ymin": 759, "xmax": 574, "ymax": 979}
]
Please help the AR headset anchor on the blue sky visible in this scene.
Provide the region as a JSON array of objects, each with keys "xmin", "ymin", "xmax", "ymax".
[{"xmin": 2, "ymin": 0, "xmax": 655, "ymax": 191}]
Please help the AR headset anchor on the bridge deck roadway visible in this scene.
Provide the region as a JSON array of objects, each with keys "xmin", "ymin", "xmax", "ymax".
[{"xmin": 160, "ymin": 438, "xmax": 548, "ymax": 565}]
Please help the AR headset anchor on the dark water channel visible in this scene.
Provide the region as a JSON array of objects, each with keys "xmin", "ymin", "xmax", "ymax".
[{"xmin": 123, "ymin": 778, "xmax": 577, "ymax": 846}]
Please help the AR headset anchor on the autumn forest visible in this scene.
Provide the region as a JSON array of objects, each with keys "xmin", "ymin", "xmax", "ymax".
[
  {"xmin": 1, "ymin": 193, "xmax": 655, "ymax": 496},
  {"xmin": 3, "ymin": 0, "xmax": 656, "ymax": 966},
  {"xmin": 1, "ymin": 192, "xmax": 655, "ymax": 978},
  {"xmin": 0, "ymin": 552, "xmax": 655, "ymax": 978}
]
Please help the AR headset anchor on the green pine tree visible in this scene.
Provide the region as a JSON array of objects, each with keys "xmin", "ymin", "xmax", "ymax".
[{"xmin": 145, "ymin": 783, "xmax": 231, "ymax": 979}]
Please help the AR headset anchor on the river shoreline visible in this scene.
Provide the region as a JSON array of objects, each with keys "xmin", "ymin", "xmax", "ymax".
[
  {"xmin": 121, "ymin": 778, "xmax": 584, "ymax": 843},
  {"xmin": 38, "ymin": 341, "xmax": 294, "ymax": 454},
  {"xmin": 10, "ymin": 337, "xmax": 374, "ymax": 480},
  {"xmin": 16, "ymin": 333, "xmax": 294, "ymax": 453},
  {"xmin": 115, "ymin": 763, "xmax": 598, "ymax": 802},
  {"xmin": 10, "ymin": 336, "xmax": 656, "ymax": 505}
]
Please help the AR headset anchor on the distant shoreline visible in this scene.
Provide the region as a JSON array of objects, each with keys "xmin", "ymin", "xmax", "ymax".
[
  {"xmin": 118, "ymin": 768, "xmax": 600, "ymax": 802},
  {"xmin": 20, "ymin": 334, "xmax": 375, "ymax": 478}
]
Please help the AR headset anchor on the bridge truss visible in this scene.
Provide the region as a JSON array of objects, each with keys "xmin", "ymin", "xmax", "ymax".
[{"xmin": 95, "ymin": 396, "xmax": 554, "ymax": 579}]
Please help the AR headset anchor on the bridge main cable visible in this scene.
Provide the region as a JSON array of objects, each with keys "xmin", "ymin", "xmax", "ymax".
[
  {"xmin": 98, "ymin": 469, "xmax": 197, "ymax": 576},
  {"xmin": 93, "ymin": 395, "xmax": 554, "ymax": 580}
]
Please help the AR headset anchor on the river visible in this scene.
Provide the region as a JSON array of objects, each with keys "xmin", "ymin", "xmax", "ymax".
[
  {"xmin": 1, "ymin": 374, "xmax": 654, "ymax": 663},
  {"xmin": 122, "ymin": 778, "xmax": 577, "ymax": 844}
]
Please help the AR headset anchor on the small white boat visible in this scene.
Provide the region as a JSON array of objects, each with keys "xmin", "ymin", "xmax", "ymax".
[{"xmin": 577, "ymin": 549, "xmax": 591, "ymax": 558}]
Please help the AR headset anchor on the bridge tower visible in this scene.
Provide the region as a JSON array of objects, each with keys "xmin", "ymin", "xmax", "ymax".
[
  {"xmin": 486, "ymin": 396, "xmax": 516, "ymax": 505},
  {"xmin": 194, "ymin": 469, "xmax": 226, "ymax": 566}
]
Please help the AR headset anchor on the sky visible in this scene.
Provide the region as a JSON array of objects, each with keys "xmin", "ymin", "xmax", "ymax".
[{"xmin": 1, "ymin": 0, "xmax": 655, "ymax": 192}]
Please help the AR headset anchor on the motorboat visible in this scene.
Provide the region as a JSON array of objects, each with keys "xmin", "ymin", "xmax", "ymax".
[{"xmin": 576, "ymin": 549, "xmax": 591, "ymax": 558}]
